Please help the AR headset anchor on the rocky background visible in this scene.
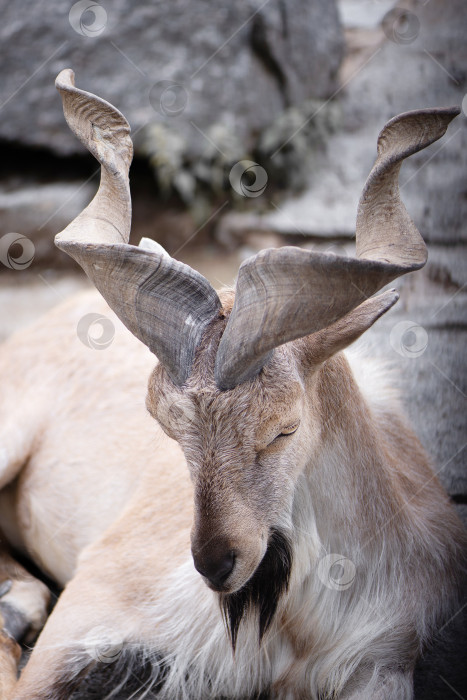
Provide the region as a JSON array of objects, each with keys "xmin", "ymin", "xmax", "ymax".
[{"xmin": 1, "ymin": 0, "xmax": 466, "ymax": 698}]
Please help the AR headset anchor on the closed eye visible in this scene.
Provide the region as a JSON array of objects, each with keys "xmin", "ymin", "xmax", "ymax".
[
  {"xmin": 271, "ymin": 422, "xmax": 300, "ymax": 444},
  {"xmin": 259, "ymin": 422, "xmax": 301, "ymax": 451},
  {"xmin": 280, "ymin": 423, "xmax": 299, "ymax": 435}
]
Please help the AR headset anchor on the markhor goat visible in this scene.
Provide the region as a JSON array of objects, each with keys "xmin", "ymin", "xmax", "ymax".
[{"xmin": 0, "ymin": 70, "xmax": 465, "ymax": 700}]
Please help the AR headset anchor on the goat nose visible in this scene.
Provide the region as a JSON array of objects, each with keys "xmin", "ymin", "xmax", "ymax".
[{"xmin": 193, "ymin": 549, "xmax": 235, "ymax": 588}]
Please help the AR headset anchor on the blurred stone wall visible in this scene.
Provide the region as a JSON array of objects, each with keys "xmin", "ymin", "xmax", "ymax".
[
  {"xmin": 0, "ymin": 0, "xmax": 344, "ymax": 267},
  {"xmin": 0, "ymin": 0, "xmax": 343, "ymax": 155}
]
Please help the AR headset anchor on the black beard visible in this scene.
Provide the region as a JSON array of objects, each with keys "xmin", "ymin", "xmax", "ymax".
[{"xmin": 220, "ymin": 529, "xmax": 293, "ymax": 651}]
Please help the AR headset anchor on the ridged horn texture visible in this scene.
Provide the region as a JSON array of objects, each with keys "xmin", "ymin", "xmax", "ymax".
[
  {"xmin": 54, "ymin": 69, "xmax": 221, "ymax": 386},
  {"xmin": 214, "ymin": 106, "xmax": 460, "ymax": 390}
]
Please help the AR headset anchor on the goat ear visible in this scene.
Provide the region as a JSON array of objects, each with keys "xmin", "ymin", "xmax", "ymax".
[{"xmin": 297, "ymin": 289, "xmax": 399, "ymax": 368}]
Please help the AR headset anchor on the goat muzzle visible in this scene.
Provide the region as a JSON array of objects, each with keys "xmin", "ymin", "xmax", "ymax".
[{"xmin": 191, "ymin": 542, "xmax": 236, "ymax": 591}]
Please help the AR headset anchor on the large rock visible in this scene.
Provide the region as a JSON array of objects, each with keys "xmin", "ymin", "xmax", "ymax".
[
  {"xmin": 223, "ymin": 0, "xmax": 467, "ymax": 243},
  {"xmin": 0, "ymin": 0, "xmax": 343, "ymax": 157},
  {"xmin": 0, "ymin": 173, "xmax": 207, "ymax": 271},
  {"xmin": 0, "ymin": 181, "xmax": 94, "ymax": 269}
]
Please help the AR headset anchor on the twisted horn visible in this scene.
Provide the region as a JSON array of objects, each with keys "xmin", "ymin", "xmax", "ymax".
[
  {"xmin": 54, "ymin": 69, "xmax": 221, "ymax": 385},
  {"xmin": 215, "ymin": 107, "xmax": 460, "ymax": 390}
]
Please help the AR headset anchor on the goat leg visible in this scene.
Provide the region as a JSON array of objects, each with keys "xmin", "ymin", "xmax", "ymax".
[
  {"xmin": 10, "ymin": 561, "xmax": 139, "ymax": 700},
  {"xmin": 0, "ymin": 543, "xmax": 50, "ymax": 700},
  {"xmin": 0, "ymin": 630, "xmax": 21, "ymax": 700}
]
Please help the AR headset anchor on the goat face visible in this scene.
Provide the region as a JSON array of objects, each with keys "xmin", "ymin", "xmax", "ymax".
[{"xmin": 147, "ymin": 310, "xmax": 317, "ymax": 597}]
